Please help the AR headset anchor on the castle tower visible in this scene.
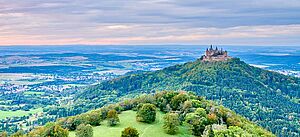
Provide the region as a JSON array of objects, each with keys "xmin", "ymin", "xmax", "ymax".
[
  {"xmin": 202, "ymin": 45, "xmax": 231, "ymax": 61},
  {"xmin": 224, "ymin": 50, "xmax": 228, "ymax": 57},
  {"xmin": 206, "ymin": 48, "xmax": 209, "ymax": 56}
]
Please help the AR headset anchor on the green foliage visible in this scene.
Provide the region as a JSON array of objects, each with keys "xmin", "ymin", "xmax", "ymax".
[
  {"xmin": 86, "ymin": 110, "xmax": 102, "ymax": 126},
  {"xmin": 121, "ymin": 127, "xmax": 139, "ymax": 137},
  {"xmin": 195, "ymin": 108, "xmax": 207, "ymax": 118},
  {"xmin": 75, "ymin": 58, "xmax": 300, "ymax": 136},
  {"xmin": 9, "ymin": 130, "xmax": 24, "ymax": 137},
  {"xmin": 136, "ymin": 103, "xmax": 156, "ymax": 123},
  {"xmin": 214, "ymin": 126, "xmax": 251, "ymax": 137},
  {"xmin": 24, "ymin": 91, "xmax": 274, "ymax": 137},
  {"xmin": 202, "ymin": 125, "xmax": 214, "ymax": 137},
  {"xmin": 75, "ymin": 124, "xmax": 93, "ymax": 137},
  {"xmin": 107, "ymin": 109, "xmax": 120, "ymax": 126},
  {"xmin": 170, "ymin": 93, "xmax": 189, "ymax": 110},
  {"xmin": 42, "ymin": 123, "xmax": 69, "ymax": 137},
  {"xmin": 163, "ymin": 113, "xmax": 180, "ymax": 135},
  {"xmin": 0, "ymin": 131, "xmax": 8, "ymax": 137},
  {"xmin": 185, "ymin": 113, "xmax": 208, "ymax": 136}
]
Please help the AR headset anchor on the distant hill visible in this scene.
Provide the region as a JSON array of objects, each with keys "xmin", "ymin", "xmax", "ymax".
[{"xmin": 76, "ymin": 58, "xmax": 300, "ymax": 136}]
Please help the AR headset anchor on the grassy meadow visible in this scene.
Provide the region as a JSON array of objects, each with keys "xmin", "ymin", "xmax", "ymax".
[
  {"xmin": 0, "ymin": 108, "xmax": 43, "ymax": 119},
  {"xmin": 69, "ymin": 110, "xmax": 192, "ymax": 137}
]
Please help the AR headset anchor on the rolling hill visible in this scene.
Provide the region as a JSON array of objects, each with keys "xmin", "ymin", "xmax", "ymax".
[
  {"xmin": 76, "ymin": 58, "xmax": 300, "ymax": 136},
  {"xmin": 22, "ymin": 91, "xmax": 274, "ymax": 137}
]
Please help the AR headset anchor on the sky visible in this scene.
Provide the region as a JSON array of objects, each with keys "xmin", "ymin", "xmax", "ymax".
[{"xmin": 0, "ymin": 0, "xmax": 300, "ymax": 46}]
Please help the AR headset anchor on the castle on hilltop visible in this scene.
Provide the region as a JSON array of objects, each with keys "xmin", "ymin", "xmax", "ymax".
[{"xmin": 201, "ymin": 45, "xmax": 231, "ymax": 61}]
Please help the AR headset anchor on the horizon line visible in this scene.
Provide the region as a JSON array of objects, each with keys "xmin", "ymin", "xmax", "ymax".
[{"xmin": 0, "ymin": 44, "xmax": 299, "ymax": 47}]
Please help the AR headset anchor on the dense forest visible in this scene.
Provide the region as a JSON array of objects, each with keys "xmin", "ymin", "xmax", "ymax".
[
  {"xmin": 74, "ymin": 58, "xmax": 300, "ymax": 137},
  {"xmin": 2, "ymin": 91, "xmax": 274, "ymax": 137}
]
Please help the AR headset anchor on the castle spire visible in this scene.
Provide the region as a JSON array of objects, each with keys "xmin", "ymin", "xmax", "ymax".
[
  {"xmin": 210, "ymin": 45, "xmax": 213, "ymax": 50},
  {"xmin": 216, "ymin": 46, "xmax": 218, "ymax": 50}
]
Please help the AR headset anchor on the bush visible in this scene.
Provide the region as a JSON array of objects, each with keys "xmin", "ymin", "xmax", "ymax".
[
  {"xmin": 9, "ymin": 130, "xmax": 24, "ymax": 137},
  {"xmin": 0, "ymin": 131, "xmax": 8, "ymax": 137},
  {"xmin": 75, "ymin": 124, "xmax": 93, "ymax": 137},
  {"xmin": 86, "ymin": 110, "xmax": 102, "ymax": 126},
  {"xmin": 136, "ymin": 103, "xmax": 156, "ymax": 123},
  {"xmin": 170, "ymin": 93, "xmax": 189, "ymax": 110},
  {"xmin": 163, "ymin": 113, "xmax": 180, "ymax": 135},
  {"xmin": 42, "ymin": 123, "xmax": 69, "ymax": 137},
  {"xmin": 121, "ymin": 127, "xmax": 139, "ymax": 137},
  {"xmin": 107, "ymin": 109, "xmax": 120, "ymax": 126},
  {"xmin": 185, "ymin": 113, "xmax": 208, "ymax": 136}
]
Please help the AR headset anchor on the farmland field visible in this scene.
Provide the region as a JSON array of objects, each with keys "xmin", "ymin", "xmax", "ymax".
[{"xmin": 0, "ymin": 108, "xmax": 43, "ymax": 119}]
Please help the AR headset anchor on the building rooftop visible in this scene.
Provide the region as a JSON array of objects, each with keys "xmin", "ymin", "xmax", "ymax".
[{"xmin": 201, "ymin": 45, "xmax": 231, "ymax": 61}]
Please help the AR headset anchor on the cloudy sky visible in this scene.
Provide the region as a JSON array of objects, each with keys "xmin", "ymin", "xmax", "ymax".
[{"xmin": 0, "ymin": 0, "xmax": 300, "ymax": 46}]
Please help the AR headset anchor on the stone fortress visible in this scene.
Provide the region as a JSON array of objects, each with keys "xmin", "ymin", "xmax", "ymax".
[{"xmin": 201, "ymin": 45, "xmax": 231, "ymax": 61}]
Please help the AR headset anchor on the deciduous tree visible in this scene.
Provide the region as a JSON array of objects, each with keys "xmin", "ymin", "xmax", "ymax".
[
  {"xmin": 136, "ymin": 103, "xmax": 156, "ymax": 123},
  {"xmin": 163, "ymin": 113, "xmax": 180, "ymax": 135},
  {"xmin": 75, "ymin": 124, "xmax": 93, "ymax": 137},
  {"xmin": 121, "ymin": 127, "xmax": 139, "ymax": 137},
  {"xmin": 107, "ymin": 109, "xmax": 120, "ymax": 126}
]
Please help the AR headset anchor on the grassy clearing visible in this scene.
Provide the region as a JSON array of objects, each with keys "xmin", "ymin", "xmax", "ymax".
[
  {"xmin": 0, "ymin": 108, "xmax": 43, "ymax": 119},
  {"xmin": 69, "ymin": 110, "xmax": 192, "ymax": 137},
  {"xmin": 23, "ymin": 91, "xmax": 45, "ymax": 95}
]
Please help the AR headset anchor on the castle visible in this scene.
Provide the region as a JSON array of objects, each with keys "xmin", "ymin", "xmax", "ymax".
[{"xmin": 201, "ymin": 45, "xmax": 231, "ymax": 61}]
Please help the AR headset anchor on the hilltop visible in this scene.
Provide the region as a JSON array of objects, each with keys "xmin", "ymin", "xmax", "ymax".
[
  {"xmin": 75, "ymin": 57, "xmax": 300, "ymax": 136},
  {"xmin": 10, "ymin": 91, "xmax": 274, "ymax": 137}
]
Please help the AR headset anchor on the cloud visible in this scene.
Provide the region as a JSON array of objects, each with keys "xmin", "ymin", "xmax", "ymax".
[{"xmin": 0, "ymin": 0, "xmax": 300, "ymax": 45}]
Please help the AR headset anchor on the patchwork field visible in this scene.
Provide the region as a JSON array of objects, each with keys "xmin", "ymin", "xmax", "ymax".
[
  {"xmin": 69, "ymin": 110, "xmax": 192, "ymax": 137},
  {"xmin": 0, "ymin": 108, "xmax": 43, "ymax": 119}
]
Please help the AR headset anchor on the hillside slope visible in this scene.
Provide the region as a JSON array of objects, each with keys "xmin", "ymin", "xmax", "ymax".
[
  {"xmin": 24, "ymin": 91, "xmax": 274, "ymax": 137},
  {"xmin": 77, "ymin": 58, "xmax": 300, "ymax": 136}
]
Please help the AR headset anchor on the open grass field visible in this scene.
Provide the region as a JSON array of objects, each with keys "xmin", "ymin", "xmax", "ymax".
[
  {"xmin": 69, "ymin": 110, "xmax": 193, "ymax": 137},
  {"xmin": 23, "ymin": 91, "xmax": 45, "ymax": 95},
  {"xmin": 0, "ymin": 108, "xmax": 42, "ymax": 119}
]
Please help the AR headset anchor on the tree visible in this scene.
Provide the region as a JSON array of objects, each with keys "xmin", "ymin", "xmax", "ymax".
[
  {"xmin": 107, "ymin": 109, "xmax": 120, "ymax": 126},
  {"xmin": 202, "ymin": 125, "xmax": 214, "ymax": 137},
  {"xmin": 185, "ymin": 113, "xmax": 208, "ymax": 136},
  {"xmin": 136, "ymin": 103, "xmax": 156, "ymax": 123},
  {"xmin": 43, "ymin": 123, "xmax": 69, "ymax": 137},
  {"xmin": 207, "ymin": 113, "xmax": 218, "ymax": 124},
  {"xmin": 10, "ymin": 130, "xmax": 24, "ymax": 137},
  {"xmin": 121, "ymin": 127, "xmax": 139, "ymax": 137},
  {"xmin": 163, "ymin": 113, "xmax": 180, "ymax": 135},
  {"xmin": 75, "ymin": 124, "xmax": 93, "ymax": 137},
  {"xmin": 86, "ymin": 110, "xmax": 102, "ymax": 126},
  {"xmin": 170, "ymin": 93, "xmax": 189, "ymax": 110},
  {"xmin": 214, "ymin": 126, "xmax": 250, "ymax": 137},
  {"xmin": 0, "ymin": 131, "xmax": 8, "ymax": 137}
]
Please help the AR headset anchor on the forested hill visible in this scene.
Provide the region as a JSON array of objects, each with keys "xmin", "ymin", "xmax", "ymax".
[
  {"xmin": 76, "ymin": 58, "xmax": 300, "ymax": 136},
  {"xmin": 14, "ymin": 91, "xmax": 274, "ymax": 137}
]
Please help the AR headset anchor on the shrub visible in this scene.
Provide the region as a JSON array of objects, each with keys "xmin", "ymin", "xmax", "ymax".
[
  {"xmin": 75, "ymin": 124, "xmax": 93, "ymax": 137},
  {"xmin": 170, "ymin": 93, "xmax": 189, "ymax": 110},
  {"xmin": 107, "ymin": 109, "xmax": 120, "ymax": 126},
  {"xmin": 86, "ymin": 110, "xmax": 102, "ymax": 126},
  {"xmin": 0, "ymin": 131, "xmax": 8, "ymax": 137},
  {"xmin": 121, "ymin": 127, "xmax": 139, "ymax": 137},
  {"xmin": 10, "ymin": 130, "xmax": 24, "ymax": 137},
  {"xmin": 136, "ymin": 103, "xmax": 156, "ymax": 123},
  {"xmin": 163, "ymin": 113, "xmax": 180, "ymax": 135},
  {"xmin": 185, "ymin": 113, "xmax": 208, "ymax": 136},
  {"xmin": 42, "ymin": 123, "xmax": 69, "ymax": 137}
]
